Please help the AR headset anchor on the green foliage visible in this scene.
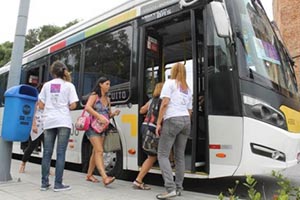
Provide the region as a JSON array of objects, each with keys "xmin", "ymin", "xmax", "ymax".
[
  {"xmin": 0, "ymin": 41, "xmax": 13, "ymax": 67},
  {"xmin": 243, "ymin": 175, "xmax": 261, "ymax": 200},
  {"xmin": 219, "ymin": 172, "xmax": 300, "ymax": 200},
  {"xmin": 272, "ymin": 171, "xmax": 300, "ymax": 200},
  {"xmin": 218, "ymin": 180, "xmax": 240, "ymax": 200},
  {"xmin": 0, "ymin": 19, "xmax": 80, "ymax": 67}
]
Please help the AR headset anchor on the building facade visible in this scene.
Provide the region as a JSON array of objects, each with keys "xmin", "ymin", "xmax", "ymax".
[{"xmin": 273, "ymin": 0, "xmax": 300, "ymax": 90}]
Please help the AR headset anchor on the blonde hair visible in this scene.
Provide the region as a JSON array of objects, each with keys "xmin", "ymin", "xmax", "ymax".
[
  {"xmin": 152, "ymin": 82, "xmax": 164, "ymax": 98},
  {"xmin": 170, "ymin": 62, "xmax": 188, "ymax": 91}
]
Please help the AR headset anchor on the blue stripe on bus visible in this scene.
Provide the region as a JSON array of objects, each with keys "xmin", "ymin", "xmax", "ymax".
[{"xmin": 66, "ymin": 32, "xmax": 85, "ymax": 46}]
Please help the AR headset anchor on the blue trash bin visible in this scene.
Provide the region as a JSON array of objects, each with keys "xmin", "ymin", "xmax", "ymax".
[{"xmin": 1, "ymin": 84, "xmax": 38, "ymax": 142}]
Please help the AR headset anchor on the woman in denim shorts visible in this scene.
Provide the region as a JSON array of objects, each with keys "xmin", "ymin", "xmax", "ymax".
[{"xmin": 84, "ymin": 76, "xmax": 120, "ymax": 186}]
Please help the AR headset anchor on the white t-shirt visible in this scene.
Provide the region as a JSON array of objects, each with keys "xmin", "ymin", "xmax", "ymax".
[
  {"xmin": 160, "ymin": 79, "xmax": 192, "ymax": 120},
  {"xmin": 39, "ymin": 78, "xmax": 79, "ymax": 129}
]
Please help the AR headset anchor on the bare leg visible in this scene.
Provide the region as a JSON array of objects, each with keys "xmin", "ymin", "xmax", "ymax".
[
  {"xmin": 86, "ymin": 149, "xmax": 99, "ymax": 182},
  {"xmin": 136, "ymin": 155, "xmax": 157, "ymax": 183},
  {"xmin": 87, "ymin": 150, "xmax": 96, "ymax": 176},
  {"xmin": 19, "ymin": 161, "xmax": 26, "ymax": 173},
  {"xmin": 89, "ymin": 136, "xmax": 115, "ymax": 186}
]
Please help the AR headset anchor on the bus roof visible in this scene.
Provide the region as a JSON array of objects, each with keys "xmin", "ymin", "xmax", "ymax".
[{"xmin": 22, "ymin": 0, "xmax": 181, "ymax": 65}]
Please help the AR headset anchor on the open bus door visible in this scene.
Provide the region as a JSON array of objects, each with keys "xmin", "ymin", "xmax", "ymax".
[{"xmin": 139, "ymin": 5, "xmax": 209, "ymax": 176}]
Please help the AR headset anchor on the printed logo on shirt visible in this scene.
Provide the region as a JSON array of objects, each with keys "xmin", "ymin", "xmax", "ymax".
[
  {"xmin": 180, "ymin": 86, "xmax": 188, "ymax": 95},
  {"xmin": 50, "ymin": 84, "xmax": 61, "ymax": 93}
]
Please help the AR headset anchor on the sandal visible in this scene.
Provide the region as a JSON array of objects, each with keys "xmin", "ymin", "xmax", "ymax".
[
  {"xmin": 86, "ymin": 175, "xmax": 99, "ymax": 183},
  {"xmin": 133, "ymin": 180, "xmax": 151, "ymax": 190},
  {"xmin": 102, "ymin": 176, "xmax": 115, "ymax": 186}
]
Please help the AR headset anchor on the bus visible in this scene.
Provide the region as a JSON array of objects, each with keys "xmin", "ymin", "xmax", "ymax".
[{"xmin": 1, "ymin": 0, "xmax": 300, "ymax": 179}]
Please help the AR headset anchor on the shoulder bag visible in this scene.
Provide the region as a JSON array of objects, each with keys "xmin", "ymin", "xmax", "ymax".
[
  {"xmin": 91, "ymin": 116, "xmax": 109, "ymax": 133},
  {"xmin": 75, "ymin": 109, "xmax": 91, "ymax": 131},
  {"xmin": 90, "ymin": 96, "xmax": 110, "ymax": 133},
  {"xmin": 142, "ymin": 129, "xmax": 159, "ymax": 156},
  {"xmin": 104, "ymin": 118, "xmax": 121, "ymax": 152},
  {"xmin": 142, "ymin": 98, "xmax": 161, "ymax": 155}
]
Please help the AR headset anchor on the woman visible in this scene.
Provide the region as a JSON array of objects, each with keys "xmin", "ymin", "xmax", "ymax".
[
  {"xmin": 19, "ymin": 83, "xmax": 44, "ymax": 173},
  {"xmin": 133, "ymin": 82, "xmax": 163, "ymax": 190},
  {"xmin": 39, "ymin": 61, "xmax": 79, "ymax": 192},
  {"xmin": 85, "ymin": 76, "xmax": 120, "ymax": 186},
  {"xmin": 155, "ymin": 63, "xmax": 192, "ymax": 199}
]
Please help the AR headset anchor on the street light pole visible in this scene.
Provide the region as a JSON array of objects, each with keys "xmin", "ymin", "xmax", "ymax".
[{"xmin": 0, "ymin": 0, "xmax": 31, "ymax": 182}]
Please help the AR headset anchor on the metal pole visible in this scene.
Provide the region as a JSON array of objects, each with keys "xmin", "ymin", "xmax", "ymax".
[{"xmin": 0, "ymin": 0, "xmax": 31, "ymax": 182}]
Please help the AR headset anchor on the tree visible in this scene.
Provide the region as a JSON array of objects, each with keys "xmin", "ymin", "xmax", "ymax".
[
  {"xmin": 0, "ymin": 19, "xmax": 80, "ymax": 67},
  {"xmin": 25, "ymin": 19, "xmax": 79, "ymax": 51},
  {"xmin": 0, "ymin": 42, "xmax": 13, "ymax": 67}
]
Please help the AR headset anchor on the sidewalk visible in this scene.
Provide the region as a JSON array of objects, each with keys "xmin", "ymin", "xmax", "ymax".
[{"xmin": 0, "ymin": 159, "xmax": 217, "ymax": 200}]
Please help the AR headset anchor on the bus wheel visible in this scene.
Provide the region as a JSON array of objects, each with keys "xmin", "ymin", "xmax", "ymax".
[{"xmin": 104, "ymin": 149, "xmax": 123, "ymax": 178}]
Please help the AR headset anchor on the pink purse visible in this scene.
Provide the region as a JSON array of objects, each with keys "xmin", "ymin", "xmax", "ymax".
[
  {"xmin": 91, "ymin": 115, "xmax": 109, "ymax": 133},
  {"xmin": 75, "ymin": 110, "xmax": 91, "ymax": 131}
]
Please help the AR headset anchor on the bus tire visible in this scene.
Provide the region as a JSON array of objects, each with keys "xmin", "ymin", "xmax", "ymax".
[
  {"xmin": 81, "ymin": 136, "xmax": 124, "ymax": 178},
  {"xmin": 105, "ymin": 149, "xmax": 123, "ymax": 178}
]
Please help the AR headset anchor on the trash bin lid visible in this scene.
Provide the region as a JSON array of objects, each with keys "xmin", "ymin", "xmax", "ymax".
[{"xmin": 4, "ymin": 84, "xmax": 38, "ymax": 101}]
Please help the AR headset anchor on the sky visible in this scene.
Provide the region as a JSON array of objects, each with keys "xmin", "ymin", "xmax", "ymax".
[{"xmin": 0, "ymin": 0, "xmax": 273, "ymax": 44}]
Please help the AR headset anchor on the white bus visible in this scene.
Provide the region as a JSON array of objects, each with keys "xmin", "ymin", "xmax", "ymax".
[{"xmin": 1, "ymin": 0, "xmax": 300, "ymax": 179}]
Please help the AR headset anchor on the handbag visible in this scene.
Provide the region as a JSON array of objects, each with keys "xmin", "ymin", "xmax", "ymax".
[
  {"xmin": 75, "ymin": 109, "xmax": 91, "ymax": 131},
  {"xmin": 104, "ymin": 118, "xmax": 121, "ymax": 152},
  {"xmin": 142, "ymin": 129, "xmax": 159, "ymax": 155},
  {"xmin": 91, "ymin": 115, "xmax": 109, "ymax": 134}
]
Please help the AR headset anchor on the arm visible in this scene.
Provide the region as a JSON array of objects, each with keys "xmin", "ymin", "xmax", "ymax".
[
  {"xmin": 38, "ymin": 100, "xmax": 45, "ymax": 110},
  {"xmin": 107, "ymin": 97, "xmax": 120, "ymax": 118},
  {"xmin": 155, "ymin": 97, "xmax": 170, "ymax": 136},
  {"xmin": 69, "ymin": 102, "xmax": 77, "ymax": 110},
  {"xmin": 139, "ymin": 101, "xmax": 150, "ymax": 115},
  {"xmin": 31, "ymin": 103, "xmax": 38, "ymax": 133}
]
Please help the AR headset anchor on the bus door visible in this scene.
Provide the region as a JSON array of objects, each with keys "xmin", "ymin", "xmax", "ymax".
[
  {"xmin": 204, "ymin": 3, "xmax": 243, "ymax": 177},
  {"xmin": 139, "ymin": 7, "xmax": 208, "ymax": 175}
]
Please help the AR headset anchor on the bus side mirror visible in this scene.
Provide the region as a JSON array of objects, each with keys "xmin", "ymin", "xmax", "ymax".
[{"xmin": 209, "ymin": 1, "xmax": 232, "ymax": 38}]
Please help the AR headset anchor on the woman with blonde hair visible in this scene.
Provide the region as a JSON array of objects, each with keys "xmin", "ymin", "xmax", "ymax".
[
  {"xmin": 155, "ymin": 63, "xmax": 192, "ymax": 199},
  {"xmin": 133, "ymin": 82, "xmax": 163, "ymax": 190}
]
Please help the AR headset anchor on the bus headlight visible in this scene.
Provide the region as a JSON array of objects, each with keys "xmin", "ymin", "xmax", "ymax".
[{"xmin": 243, "ymin": 95, "xmax": 287, "ymax": 130}]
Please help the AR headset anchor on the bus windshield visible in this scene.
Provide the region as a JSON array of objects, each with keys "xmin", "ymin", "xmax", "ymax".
[{"xmin": 236, "ymin": 0, "xmax": 298, "ymax": 96}]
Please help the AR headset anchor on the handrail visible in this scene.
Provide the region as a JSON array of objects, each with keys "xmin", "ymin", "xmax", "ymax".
[{"xmin": 179, "ymin": 0, "xmax": 199, "ymax": 9}]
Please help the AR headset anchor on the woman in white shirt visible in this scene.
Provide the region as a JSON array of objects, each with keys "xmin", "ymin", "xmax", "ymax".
[
  {"xmin": 155, "ymin": 63, "xmax": 192, "ymax": 199},
  {"xmin": 38, "ymin": 61, "xmax": 79, "ymax": 192}
]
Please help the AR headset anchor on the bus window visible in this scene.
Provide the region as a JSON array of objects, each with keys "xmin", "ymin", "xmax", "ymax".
[
  {"xmin": 237, "ymin": 0, "xmax": 298, "ymax": 96},
  {"xmin": 50, "ymin": 44, "xmax": 81, "ymax": 89},
  {"xmin": 206, "ymin": 8, "xmax": 236, "ymax": 115},
  {"xmin": 83, "ymin": 26, "xmax": 132, "ymax": 98},
  {"xmin": 144, "ymin": 34, "xmax": 161, "ymax": 100}
]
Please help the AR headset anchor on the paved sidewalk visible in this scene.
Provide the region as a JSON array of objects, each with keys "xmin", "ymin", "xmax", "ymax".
[{"xmin": 0, "ymin": 159, "xmax": 217, "ymax": 200}]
